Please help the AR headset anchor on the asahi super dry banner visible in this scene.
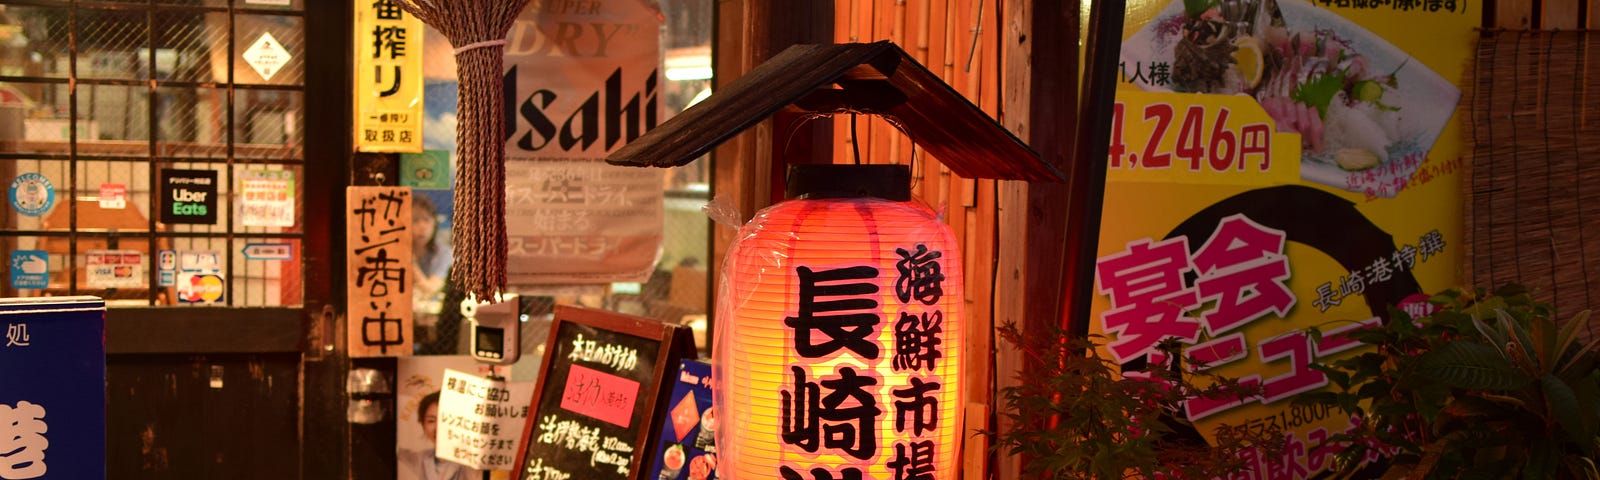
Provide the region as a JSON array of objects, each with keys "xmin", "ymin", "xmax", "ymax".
[
  {"xmin": 500, "ymin": 0, "xmax": 665, "ymax": 286},
  {"xmin": 1094, "ymin": 0, "xmax": 1478, "ymax": 476}
]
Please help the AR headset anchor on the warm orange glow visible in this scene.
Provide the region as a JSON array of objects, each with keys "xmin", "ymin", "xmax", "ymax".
[{"xmin": 715, "ymin": 197, "xmax": 964, "ymax": 479}]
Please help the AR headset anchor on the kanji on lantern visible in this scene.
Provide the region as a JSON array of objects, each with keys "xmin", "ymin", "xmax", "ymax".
[
  {"xmin": 892, "ymin": 311, "xmax": 943, "ymax": 372},
  {"xmin": 894, "ymin": 244, "xmax": 945, "ymax": 305},
  {"xmin": 785, "ymin": 266, "xmax": 882, "ymax": 360},
  {"xmin": 780, "ymin": 365, "xmax": 882, "ymax": 460},
  {"xmin": 891, "ymin": 377, "xmax": 939, "ymax": 436}
]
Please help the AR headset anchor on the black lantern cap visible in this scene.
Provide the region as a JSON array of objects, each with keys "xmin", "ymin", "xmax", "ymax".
[{"xmin": 785, "ymin": 164, "xmax": 911, "ymax": 201}]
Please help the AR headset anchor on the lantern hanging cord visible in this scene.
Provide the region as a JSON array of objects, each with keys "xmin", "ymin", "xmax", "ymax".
[
  {"xmin": 851, "ymin": 113, "xmax": 863, "ymax": 165},
  {"xmin": 453, "ymin": 39, "xmax": 506, "ymax": 55}
]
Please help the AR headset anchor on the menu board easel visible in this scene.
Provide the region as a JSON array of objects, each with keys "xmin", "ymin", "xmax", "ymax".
[{"xmin": 512, "ymin": 305, "xmax": 694, "ymax": 480}]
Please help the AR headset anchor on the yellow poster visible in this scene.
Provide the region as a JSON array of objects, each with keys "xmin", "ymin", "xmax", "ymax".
[
  {"xmin": 1094, "ymin": 0, "xmax": 1478, "ymax": 476},
  {"xmin": 355, "ymin": 0, "xmax": 424, "ymax": 153}
]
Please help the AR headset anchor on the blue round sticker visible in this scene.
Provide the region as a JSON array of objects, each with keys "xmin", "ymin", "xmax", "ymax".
[{"xmin": 9, "ymin": 173, "xmax": 55, "ymax": 217}]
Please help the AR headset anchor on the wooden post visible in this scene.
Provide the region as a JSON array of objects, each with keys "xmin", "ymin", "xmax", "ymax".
[
  {"xmin": 994, "ymin": 0, "xmax": 1079, "ymax": 478},
  {"xmin": 709, "ymin": 0, "xmax": 833, "ymax": 349}
]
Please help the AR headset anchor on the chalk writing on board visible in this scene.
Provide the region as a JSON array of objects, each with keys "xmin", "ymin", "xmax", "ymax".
[
  {"xmin": 533, "ymin": 415, "xmax": 637, "ymax": 476},
  {"xmin": 523, "ymin": 458, "xmax": 571, "ymax": 480},
  {"xmin": 558, "ymin": 364, "xmax": 640, "ymax": 428},
  {"xmin": 567, "ymin": 334, "xmax": 640, "ymax": 371}
]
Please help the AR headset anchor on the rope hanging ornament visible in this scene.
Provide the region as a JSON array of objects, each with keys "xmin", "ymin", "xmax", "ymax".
[{"xmin": 394, "ymin": 0, "xmax": 531, "ymax": 301}]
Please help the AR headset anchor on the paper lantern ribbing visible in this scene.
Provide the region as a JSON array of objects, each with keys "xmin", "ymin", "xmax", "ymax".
[{"xmin": 715, "ymin": 165, "xmax": 963, "ymax": 480}]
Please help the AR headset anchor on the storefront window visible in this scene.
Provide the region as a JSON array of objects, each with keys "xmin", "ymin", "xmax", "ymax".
[{"xmin": 0, "ymin": 1, "xmax": 307, "ymax": 307}]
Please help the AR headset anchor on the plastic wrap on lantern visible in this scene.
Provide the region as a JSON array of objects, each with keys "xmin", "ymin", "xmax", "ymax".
[{"xmin": 714, "ymin": 165, "xmax": 963, "ymax": 480}]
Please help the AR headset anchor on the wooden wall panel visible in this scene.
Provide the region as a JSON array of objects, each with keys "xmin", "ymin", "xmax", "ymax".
[
  {"xmin": 831, "ymin": 1, "xmax": 1005, "ymax": 477},
  {"xmin": 1499, "ymin": 0, "xmax": 1536, "ymax": 28},
  {"xmin": 1545, "ymin": 0, "xmax": 1581, "ymax": 28}
]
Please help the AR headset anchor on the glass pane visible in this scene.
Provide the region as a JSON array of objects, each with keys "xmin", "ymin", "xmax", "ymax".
[
  {"xmin": 1, "ymin": 6, "xmax": 73, "ymax": 78},
  {"xmin": 235, "ymin": 89, "xmax": 303, "ymax": 159},
  {"xmin": 0, "ymin": 235, "xmax": 50, "ymax": 297},
  {"xmin": 157, "ymin": 161, "xmax": 228, "ymax": 234},
  {"xmin": 74, "ymin": 160, "xmax": 154, "ymax": 233},
  {"xmin": 163, "ymin": 236, "xmax": 229, "ymax": 306},
  {"xmin": 76, "ymin": 7, "xmax": 150, "ymax": 81},
  {"xmin": 154, "ymin": 11, "xmax": 227, "ymax": 84},
  {"xmin": 232, "ymin": 238, "xmax": 301, "ymax": 307},
  {"xmin": 75, "ymin": 84, "xmax": 151, "ymax": 147},
  {"xmin": 158, "ymin": 86, "xmax": 228, "ymax": 158},
  {"xmin": 0, "ymin": 159, "xmax": 69, "ymax": 230},
  {"xmin": 0, "ymin": 80, "xmax": 69, "ymax": 156},
  {"xmin": 71, "ymin": 236, "xmax": 157, "ymax": 305},
  {"xmin": 1, "ymin": 235, "xmax": 71, "ymax": 295},
  {"xmin": 233, "ymin": 164, "xmax": 302, "ymax": 233},
  {"xmin": 234, "ymin": 15, "xmax": 303, "ymax": 86}
]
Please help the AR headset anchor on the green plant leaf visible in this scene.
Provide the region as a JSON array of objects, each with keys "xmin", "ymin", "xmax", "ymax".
[
  {"xmin": 1418, "ymin": 341, "xmax": 1531, "ymax": 390},
  {"xmin": 1533, "ymin": 312, "xmax": 1558, "ymax": 373},
  {"xmin": 1428, "ymin": 290, "xmax": 1461, "ymax": 306},
  {"xmin": 1311, "ymin": 363, "xmax": 1352, "ymax": 390},
  {"xmin": 1471, "ymin": 314, "xmax": 1512, "ymax": 360},
  {"xmin": 1475, "ymin": 392, "xmax": 1530, "ymax": 409},
  {"xmin": 1502, "ymin": 309, "xmax": 1540, "ymax": 371},
  {"xmin": 1525, "ymin": 438, "xmax": 1558, "ymax": 480},
  {"xmin": 1561, "ymin": 338, "xmax": 1600, "ymax": 380},
  {"xmin": 1494, "ymin": 283, "xmax": 1531, "ymax": 299},
  {"xmin": 1555, "ymin": 310, "xmax": 1591, "ymax": 368},
  {"xmin": 1543, "ymin": 373, "xmax": 1597, "ymax": 448},
  {"xmin": 1413, "ymin": 384, "xmax": 1453, "ymax": 424}
]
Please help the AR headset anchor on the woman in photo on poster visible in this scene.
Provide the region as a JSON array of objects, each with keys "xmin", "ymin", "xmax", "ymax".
[{"xmin": 398, "ymin": 391, "xmax": 475, "ymax": 480}]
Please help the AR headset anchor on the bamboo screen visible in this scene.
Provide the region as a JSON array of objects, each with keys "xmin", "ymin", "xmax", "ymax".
[{"xmin": 1469, "ymin": 29, "xmax": 1600, "ymax": 338}]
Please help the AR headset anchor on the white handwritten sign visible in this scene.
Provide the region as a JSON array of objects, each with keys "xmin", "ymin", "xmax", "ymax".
[{"xmin": 437, "ymin": 369, "xmax": 533, "ymax": 471}]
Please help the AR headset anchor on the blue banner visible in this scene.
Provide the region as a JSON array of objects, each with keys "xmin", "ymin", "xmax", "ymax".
[
  {"xmin": 649, "ymin": 360, "xmax": 716, "ymax": 480},
  {"xmin": 0, "ymin": 296, "xmax": 106, "ymax": 480}
]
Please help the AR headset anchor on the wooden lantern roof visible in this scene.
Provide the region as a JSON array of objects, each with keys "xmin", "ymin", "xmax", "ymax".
[{"xmin": 605, "ymin": 41, "xmax": 1065, "ymax": 183}]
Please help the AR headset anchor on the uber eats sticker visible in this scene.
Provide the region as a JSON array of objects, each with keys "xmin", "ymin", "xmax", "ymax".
[{"xmin": 161, "ymin": 169, "xmax": 218, "ymax": 225}]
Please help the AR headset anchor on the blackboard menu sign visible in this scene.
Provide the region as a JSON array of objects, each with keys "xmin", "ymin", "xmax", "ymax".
[{"xmin": 513, "ymin": 306, "xmax": 693, "ymax": 480}]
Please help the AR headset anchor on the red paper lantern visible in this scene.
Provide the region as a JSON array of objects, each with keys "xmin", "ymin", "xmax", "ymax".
[{"xmin": 714, "ymin": 165, "xmax": 964, "ymax": 480}]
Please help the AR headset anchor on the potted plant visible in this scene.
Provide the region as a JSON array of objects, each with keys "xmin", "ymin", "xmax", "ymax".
[
  {"xmin": 1297, "ymin": 284, "xmax": 1600, "ymax": 479},
  {"xmin": 986, "ymin": 322, "xmax": 1286, "ymax": 479}
]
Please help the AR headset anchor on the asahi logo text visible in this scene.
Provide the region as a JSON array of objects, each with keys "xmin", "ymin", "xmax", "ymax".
[{"xmin": 504, "ymin": 65, "xmax": 659, "ymax": 154}]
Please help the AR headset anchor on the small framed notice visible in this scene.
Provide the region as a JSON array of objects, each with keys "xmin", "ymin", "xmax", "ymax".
[{"xmin": 512, "ymin": 306, "xmax": 694, "ymax": 480}]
